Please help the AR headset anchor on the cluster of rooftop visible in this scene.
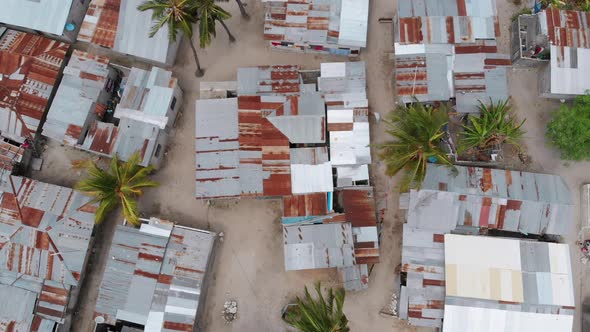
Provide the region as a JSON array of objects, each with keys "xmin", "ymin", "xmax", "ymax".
[
  {"xmin": 196, "ymin": 62, "xmax": 379, "ymax": 290},
  {"xmin": 0, "ymin": 172, "xmax": 97, "ymax": 331},
  {"xmin": 263, "ymin": 0, "xmax": 370, "ymax": 57},
  {"xmin": 393, "ymin": 0, "xmax": 510, "ymax": 112},
  {"xmin": 398, "ymin": 164, "xmax": 575, "ymax": 331},
  {"xmin": 512, "ymin": 8, "xmax": 590, "ymax": 98},
  {"xmin": 43, "ymin": 51, "xmax": 182, "ymax": 167},
  {"xmin": 94, "ymin": 217, "xmax": 216, "ymax": 331}
]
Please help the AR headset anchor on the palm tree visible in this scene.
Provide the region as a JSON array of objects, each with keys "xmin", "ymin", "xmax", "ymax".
[
  {"xmin": 138, "ymin": 0, "xmax": 205, "ymax": 77},
  {"xmin": 197, "ymin": 0, "xmax": 235, "ymax": 47},
  {"xmin": 460, "ymin": 98, "xmax": 525, "ymax": 153},
  {"xmin": 75, "ymin": 152, "xmax": 158, "ymax": 227},
  {"xmin": 284, "ymin": 283, "xmax": 349, "ymax": 332},
  {"xmin": 217, "ymin": 0, "xmax": 249, "ymax": 20},
  {"xmin": 375, "ymin": 102, "xmax": 453, "ymax": 192}
]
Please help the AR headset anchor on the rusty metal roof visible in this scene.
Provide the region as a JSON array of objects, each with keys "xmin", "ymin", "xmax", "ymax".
[
  {"xmin": 0, "ymin": 29, "xmax": 68, "ymax": 143},
  {"xmin": 44, "ymin": 51, "xmax": 110, "ymax": 146},
  {"xmin": 94, "ymin": 219, "xmax": 216, "ymax": 330},
  {"xmin": 0, "ymin": 141, "xmax": 23, "ymax": 172},
  {"xmin": 0, "ymin": 173, "xmax": 96, "ymax": 328},
  {"xmin": 543, "ymin": 9, "xmax": 590, "ymax": 48},
  {"xmin": 283, "ymin": 193, "xmax": 328, "ymax": 218},
  {"xmin": 394, "ymin": 0, "xmax": 509, "ymax": 112},
  {"xmin": 262, "ymin": 0, "xmax": 368, "ymax": 56}
]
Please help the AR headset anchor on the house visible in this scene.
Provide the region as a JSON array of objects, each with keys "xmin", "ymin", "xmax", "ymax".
[
  {"xmin": 409, "ymin": 164, "xmax": 574, "ymax": 237},
  {"xmin": 262, "ymin": 0, "xmax": 369, "ymax": 57},
  {"xmin": 44, "ymin": 52, "xmax": 182, "ymax": 167},
  {"xmin": 397, "ymin": 164, "xmax": 575, "ymax": 329},
  {"xmin": 93, "ymin": 218, "xmax": 216, "ymax": 331},
  {"xmin": 196, "ymin": 63, "xmax": 379, "ymax": 290},
  {"xmin": 0, "ymin": 0, "xmax": 89, "ymax": 42},
  {"xmin": 0, "ymin": 28, "xmax": 68, "ymax": 146},
  {"xmin": 393, "ymin": 0, "xmax": 510, "ymax": 112},
  {"xmin": 79, "ymin": 0, "xmax": 181, "ymax": 66},
  {"xmin": 511, "ymin": 9, "xmax": 590, "ymax": 98},
  {"xmin": 0, "ymin": 172, "xmax": 97, "ymax": 331}
]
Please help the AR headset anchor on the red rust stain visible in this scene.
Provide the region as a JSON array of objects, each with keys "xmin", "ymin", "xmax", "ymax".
[
  {"xmin": 162, "ymin": 321, "xmax": 193, "ymax": 331},
  {"xmin": 20, "ymin": 206, "xmax": 44, "ymax": 227},
  {"xmin": 138, "ymin": 252, "xmax": 163, "ymax": 262},
  {"xmin": 480, "ymin": 169, "xmax": 493, "ymax": 192},
  {"xmin": 423, "ymin": 279, "xmax": 445, "ymax": 287},
  {"xmin": 457, "ymin": 0, "xmax": 467, "ymax": 16},
  {"xmin": 134, "ymin": 269, "xmax": 159, "ymax": 279},
  {"xmin": 433, "ymin": 234, "xmax": 445, "ymax": 243}
]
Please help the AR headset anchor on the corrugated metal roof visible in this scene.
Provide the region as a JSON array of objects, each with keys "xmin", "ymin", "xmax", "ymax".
[
  {"xmin": 113, "ymin": 117, "xmax": 160, "ymax": 167},
  {"xmin": 94, "ymin": 219, "xmax": 216, "ymax": 330},
  {"xmin": 0, "ymin": 30, "xmax": 68, "ymax": 143},
  {"xmin": 283, "ymin": 221, "xmax": 355, "ymax": 271},
  {"xmin": 394, "ymin": 0, "xmax": 508, "ymax": 112},
  {"xmin": 115, "ymin": 67, "xmax": 177, "ymax": 130},
  {"xmin": 414, "ymin": 165, "xmax": 574, "ymax": 236},
  {"xmin": 339, "ymin": 264, "xmax": 369, "ymax": 291},
  {"xmin": 442, "ymin": 234, "xmax": 574, "ymax": 332},
  {"xmin": 44, "ymin": 51, "xmax": 111, "ymax": 145},
  {"xmin": 79, "ymin": 0, "xmax": 176, "ymax": 65},
  {"xmin": 0, "ymin": 141, "xmax": 23, "ymax": 172},
  {"xmin": 0, "ymin": 0, "xmax": 73, "ymax": 36},
  {"xmin": 0, "ymin": 284, "xmax": 39, "ymax": 331},
  {"xmin": 290, "ymin": 147, "xmax": 333, "ymax": 194},
  {"xmin": 0, "ymin": 173, "xmax": 96, "ymax": 329},
  {"xmin": 262, "ymin": 0, "xmax": 368, "ymax": 56},
  {"xmin": 283, "ymin": 193, "xmax": 328, "ymax": 218}
]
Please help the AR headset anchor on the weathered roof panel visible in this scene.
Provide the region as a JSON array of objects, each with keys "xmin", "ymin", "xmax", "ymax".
[{"xmin": 0, "ymin": 0, "xmax": 73, "ymax": 36}]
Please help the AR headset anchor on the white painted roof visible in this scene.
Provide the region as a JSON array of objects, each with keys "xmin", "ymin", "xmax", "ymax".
[{"xmin": 0, "ymin": 0, "xmax": 72, "ymax": 35}]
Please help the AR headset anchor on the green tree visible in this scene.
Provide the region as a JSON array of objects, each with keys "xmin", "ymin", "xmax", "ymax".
[
  {"xmin": 197, "ymin": 0, "xmax": 235, "ymax": 47},
  {"xmin": 376, "ymin": 102, "xmax": 453, "ymax": 191},
  {"xmin": 75, "ymin": 153, "xmax": 158, "ymax": 226},
  {"xmin": 547, "ymin": 94, "xmax": 590, "ymax": 160},
  {"xmin": 138, "ymin": 0, "xmax": 205, "ymax": 77},
  {"xmin": 460, "ymin": 98, "xmax": 525, "ymax": 153},
  {"xmin": 284, "ymin": 283, "xmax": 349, "ymax": 332}
]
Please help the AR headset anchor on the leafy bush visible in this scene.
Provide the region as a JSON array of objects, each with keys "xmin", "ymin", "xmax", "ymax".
[{"xmin": 546, "ymin": 94, "xmax": 590, "ymax": 160}]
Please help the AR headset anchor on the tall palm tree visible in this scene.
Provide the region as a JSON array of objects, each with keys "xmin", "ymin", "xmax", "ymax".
[
  {"xmin": 217, "ymin": 0, "xmax": 249, "ymax": 20},
  {"xmin": 284, "ymin": 283, "xmax": 349, "ymax": 332},
  {"xmin": 197, "ymin": 0, "xmax": 235, "ymax": 47},
  {"xmin": 375, "ymin": 102, "xmax": 453, "ymax": 192},
  {"xmin": 460, "ymin": 98, "xmax": 525, "ymax": 153},
  {"xmin": 75, "ymin": 153, "xmax": 158, "ymax": 227},
  {"xmin": 138, "ymin": 0, "xmax": 205, "ymax": 77}
]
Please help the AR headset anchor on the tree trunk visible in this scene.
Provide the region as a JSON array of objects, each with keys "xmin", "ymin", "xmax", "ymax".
[
  {"xmin": 219, "ymin": 19, "xmax": 236, "ymax": 42},
  {"xmin": 235, "ymin": 0, "xmax": 250, "ymax": 19},
  {"xmin": 188, "ymin": 37, "xmax": 205, "ymax": 77}
]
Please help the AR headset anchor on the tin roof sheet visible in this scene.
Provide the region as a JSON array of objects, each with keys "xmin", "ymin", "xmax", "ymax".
[
  {"xmin": 44, "ymin": 51, "xmax": 110, "ymax": 145},
  {"xmin": 94, "ymin": 219, "xmax": 215, "ymax": 330},
  {"xmin": 113, "ymin": 117, "xmax": 160, "ymax": 167},
  {"xmin": 114, "ymin": 67, "xmax": 177, "ymax": 129},
  {"xmin": 283, "ymin": 221, "xmax": 355, "ymax": 271},
  {"xmin": 290, "ymin": 147, "xmax": 333, "ymax": 194},
  {"xmin": 263, "ymin": 0, "xmax": 369, "ymax": 52},
  {"xmin": 414, "ymin": 165, "xmax": 574, "ymax": 236},
  {"xmin": 79, "ymin": 0, "xmax": 175, "ymax": 64},
  {"xmin": 283, "ymin": 193, "xmax": 328, "ymax": 218},
  {"xmin": 0, "ymin": 141, "xmax": 23, "ymax": 172},
  {"xmin": 0, "ymin": 284, "xmax": 38, "ymax": 331},
  {"xmin": 0, "ymin": 0, "xmax": 73, "ymax": 36},
  {"xmin": 0, "ymin": 30, "xmax": 68, "ymax": 142}
]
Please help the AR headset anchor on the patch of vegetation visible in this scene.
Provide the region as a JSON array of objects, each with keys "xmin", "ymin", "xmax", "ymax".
[
  {"xmin": 283, "ymin": 282, "xmax": 349, "ymax": 332},
  {"xmin": 546, "ymin": 94, "xmax": 590, "ymax": 160},
  {"xmin": 511, "ymin": 7, "xmax": 533, "ymax": 22},
  {"xmin": 376, "ymin": 102, "xmax": 453, "ymax": 192}
]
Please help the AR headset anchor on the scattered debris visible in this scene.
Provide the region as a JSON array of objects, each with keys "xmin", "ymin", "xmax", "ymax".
[
  {"xmin": 222, "ymin": 300, "xmax": 238, "ymax": 323},
  {"xmin": 379, "ymin": 292, "xmax": 398, "ymax": 318}
]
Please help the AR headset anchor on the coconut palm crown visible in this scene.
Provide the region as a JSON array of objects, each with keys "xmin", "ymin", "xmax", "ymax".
[
  {"xmin": 284, "ymin": 283, "xmax": 350, "ymax": 332},
  {"xmin": 75, "ymin": 152, "xmax": 158, "ymax": 226}
]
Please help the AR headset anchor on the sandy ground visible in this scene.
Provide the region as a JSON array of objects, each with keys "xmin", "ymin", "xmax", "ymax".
[{"xmin": 31, "ymin": 0, "xmax": 588, "ymax": 331}]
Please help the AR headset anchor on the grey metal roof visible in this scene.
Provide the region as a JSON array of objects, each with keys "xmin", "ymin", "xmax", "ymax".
[
  {"xmin": 95, "ymin": 219, "xmax": 216, "ymax": 330},
  {"xmin": 283, "ymin": 222, "xmax": 355, "ymax": 271},
  {"xmin": 113, "ymin": 117, "xmax": 161, "ymax": 167},
  {"xmin": 0, "ymin": 0, "xmax": 73, "ymax": 35},
  {"xmin": 410, "ymin": 165, "xmax": 574, "ymax": 236},
  {"xmin": 44, "ymin": 51, "xmax": 110, "ymax": 145}
]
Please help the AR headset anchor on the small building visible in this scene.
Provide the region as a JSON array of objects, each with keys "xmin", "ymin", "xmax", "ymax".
[
  {"xmin": 393, "ymin": 0, "xmax": 510, "ymax": 113},
  {"xmin": 0, "ymin": 28, "xmax": 68, "ymax": 145},
  {"xmin": 0, "ymin": 173, "xmax": 97, "ymax": 331},
  {"xmin": 0, "ymin": 0, "xmax": 88, "ymax": 42},
  {"xmin": 44, "ymin": 52, "xmax": 182, "ymax": 167},
  {"xmin": 196, "ymin": 63, "xmax": 379, "ymax": 290},
  {"xmin": 94, "ymin": 218, "xmax": 216, "ymax": 331},
  {"xmin": 79, "ymin": 0, "xmax": 181, "ymax": 66},
  {"xmin": 512, "ymin": 9, "xmax": 590, "ymax": 98},
  {"xmin": 262, "ymin": 0, "xmax": 369, "ymax": 57}
]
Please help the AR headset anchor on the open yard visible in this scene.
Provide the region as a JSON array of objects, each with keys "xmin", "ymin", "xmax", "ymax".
[{"xmin": 29, "ymin": 0, "xmax": 589, "ymax": 331}]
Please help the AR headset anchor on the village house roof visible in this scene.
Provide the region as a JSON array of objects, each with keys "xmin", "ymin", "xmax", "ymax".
[{"xmin": 0, "ymin": 0, "xmax": 74, "ymax": 36}]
